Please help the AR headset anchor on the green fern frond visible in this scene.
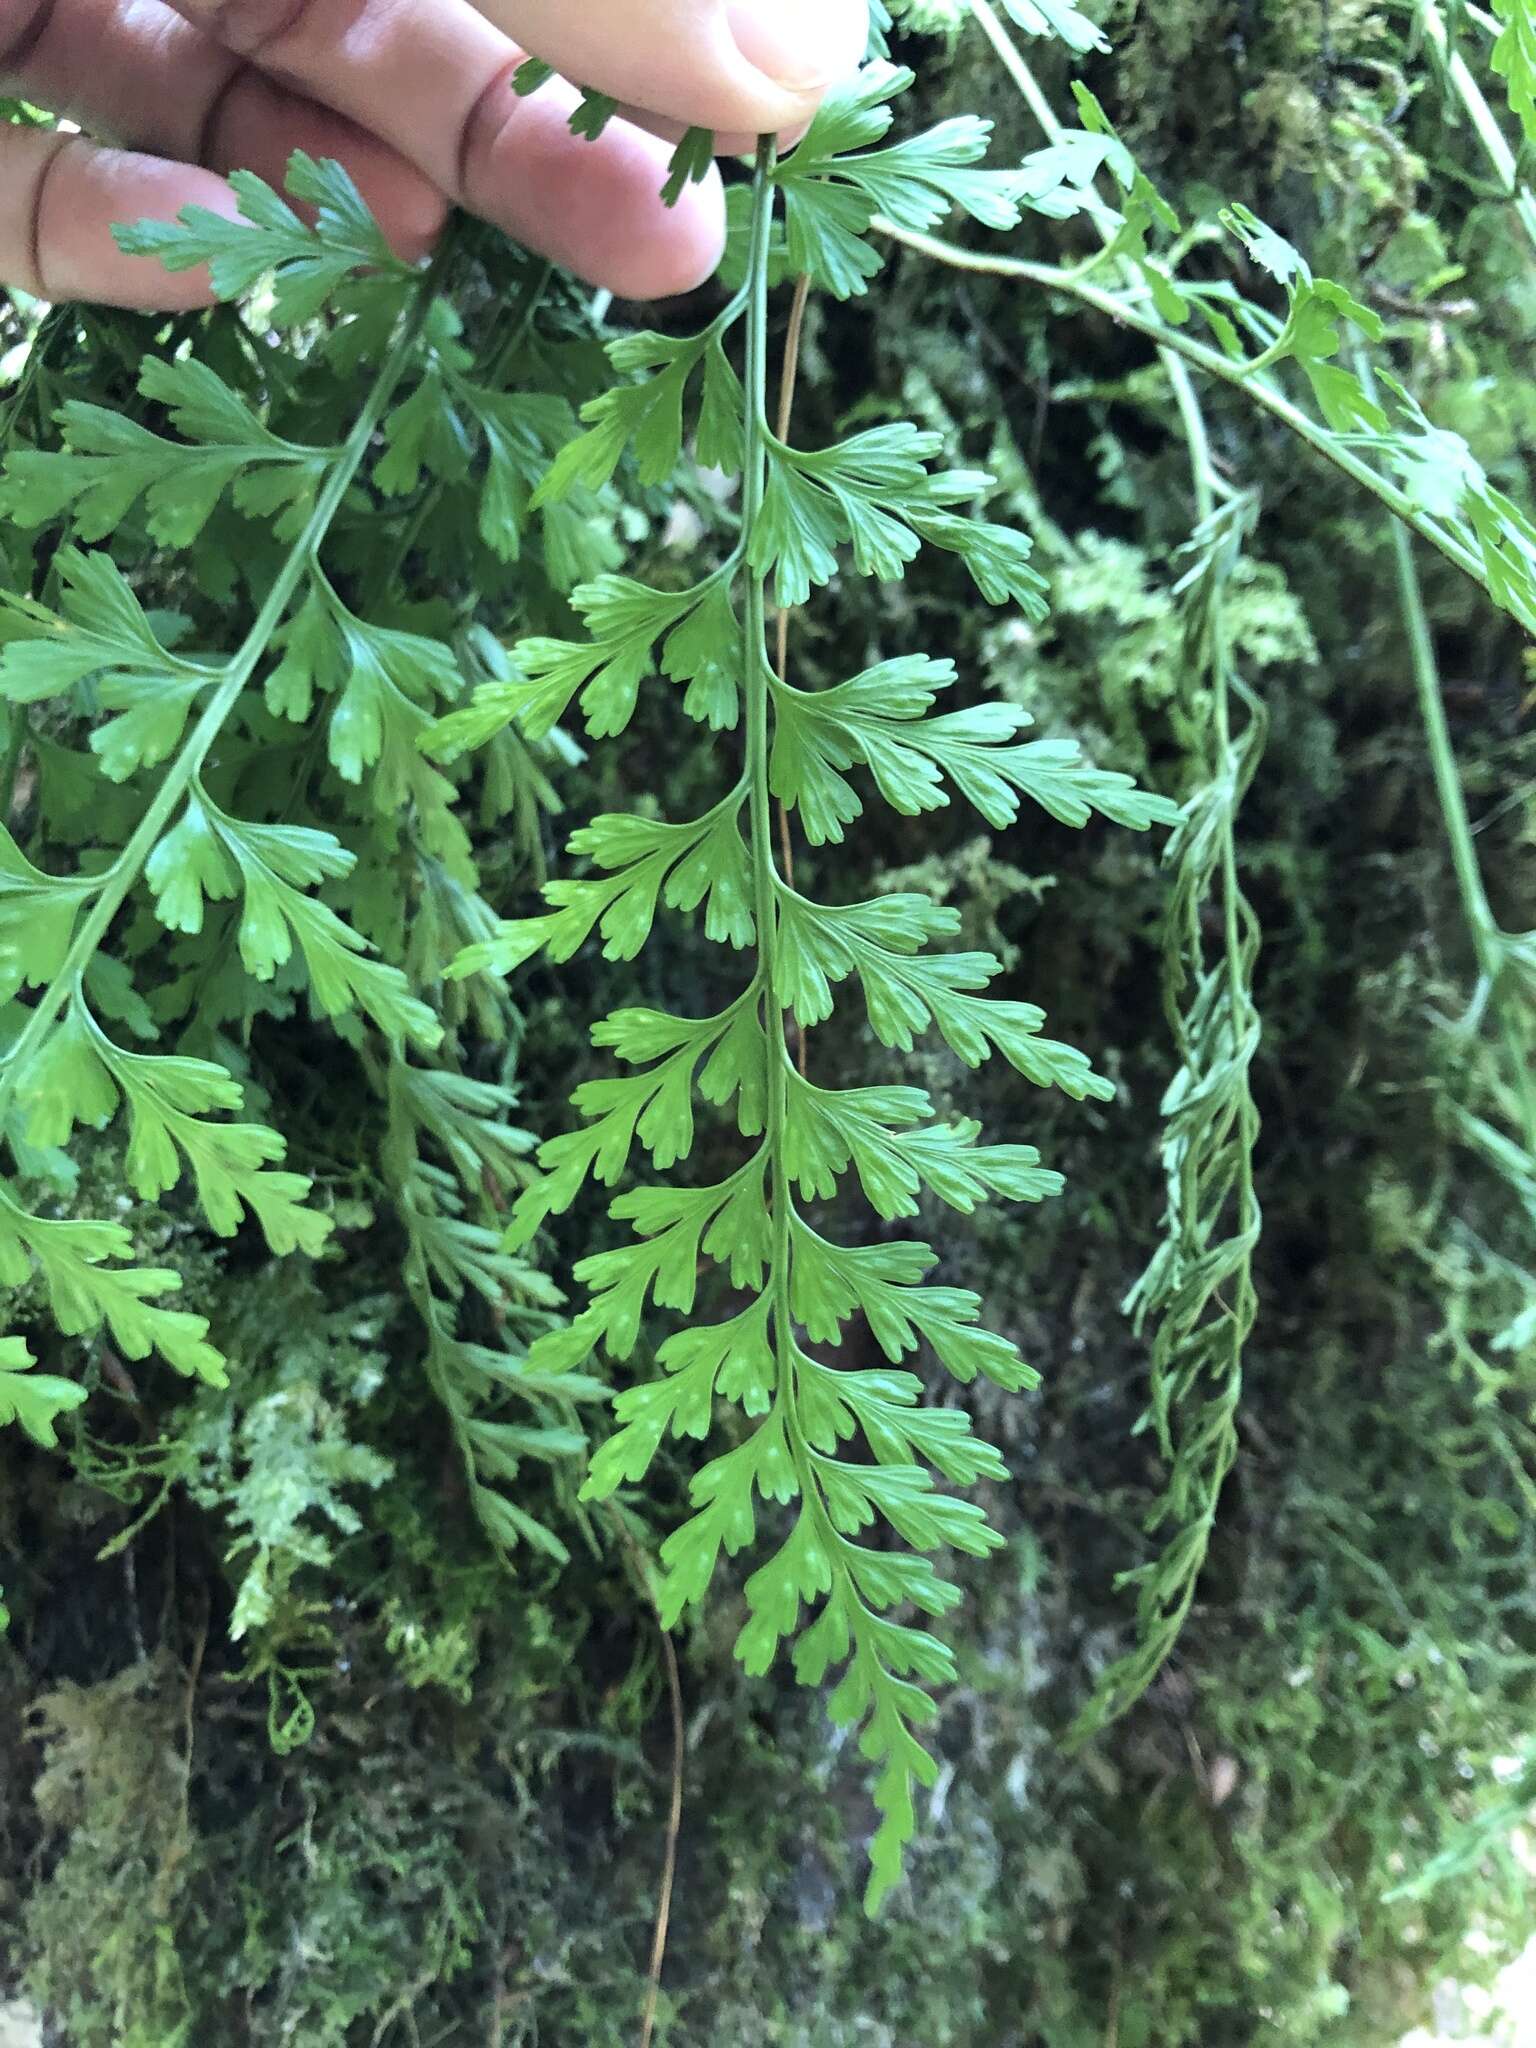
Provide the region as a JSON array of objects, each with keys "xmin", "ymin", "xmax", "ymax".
[{"xmin": 429, "ymin": 70, "xmax": 1175, "ymax": 1907}]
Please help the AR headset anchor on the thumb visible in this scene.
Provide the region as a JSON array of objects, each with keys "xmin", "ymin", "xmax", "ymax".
[{"xmin": 481, "ymin": 0, "xmax": 869, "ymax": 137}]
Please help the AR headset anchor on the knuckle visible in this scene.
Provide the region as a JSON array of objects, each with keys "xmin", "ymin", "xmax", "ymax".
[
  {"xmin": 454, "ymin": 56, "xmax": 524, "ymax": 202},
  {"xmin": 0, "ymin": 123, "xmax": 69, "ymax": 298},
  {"xmin": 0, "ymin": 0, "xmax": 57, "ymax": 82},
  {"xmin": 28, "ymin": 129, "xmax": 76, "ymax": 299},
  {"xmin": 163, "ymin": 0, "xmax": 315, "ymax": 62}
]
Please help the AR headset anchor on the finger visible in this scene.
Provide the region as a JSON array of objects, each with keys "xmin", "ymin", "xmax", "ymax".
[
  {"xmin": 0, "ymin": 124, "xmax": 240, "ymax": 306},
  {"xmin": 85, "ymin": 0, "xmax": 730, "ymax": 297},
  {"xmin": 171, "ymin": 0, "xmax": 729, "ymax": 293},
  {"xmin": 482, "ymin": 0, "xmax": 869, "ymax": 137},
  {"xmin": 5, "ymin": 0, "xmax": 445, "ymax": 260}
]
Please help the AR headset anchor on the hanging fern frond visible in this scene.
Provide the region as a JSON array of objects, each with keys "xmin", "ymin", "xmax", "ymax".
[
  {"xmin": 428, "ymin": 63, "xmax": 1178, "ymax": 1907},
  {"xmin": 1074, "ymin": 479, "xmax": 1266, "ymax": 1736}
]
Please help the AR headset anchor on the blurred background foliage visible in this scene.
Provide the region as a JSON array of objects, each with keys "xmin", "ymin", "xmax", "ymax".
[{"xmin": 4, "ymin": 0, "xmax": 1536, "ymax": 2040}]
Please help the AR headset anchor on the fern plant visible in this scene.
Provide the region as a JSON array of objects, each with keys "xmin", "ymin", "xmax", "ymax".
[
  {"xmin": 1075, "ymin": 480, "xmax": 1267, "ymax": 1734},
  {"xmin": 5, "ymin": 0, "xmax": 1532, "ymax": 1924},
  {"xmin": 0, "ymin": 158, "xmax": 611, "ymax": 1630},
  {"xmin": 429, "ymin": 59, "xmax": 1178, "ymax": 1906},
  {"xmin": 893, "ymin": 0, "xmax": 1536, "ymax": 1728}
]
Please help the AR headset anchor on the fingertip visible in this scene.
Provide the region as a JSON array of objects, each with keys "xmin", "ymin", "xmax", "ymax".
[
  {"xmin": 38, "ymin": 144, "xmax": 238, "ymax": 310},
  {"xmin": 605, "ymin": 159, "xmax": 728, "ymax": 301},
  {"xmin": 464, "ymin": 90, "xmax": 726, "ymax": 302},
  {"xmin": 725, "ymin": 0, "xmax": 869, "ymax": 111},
  {"xmin": 380, "ymin": 179, "xmax": 450, "ymax": 266}
]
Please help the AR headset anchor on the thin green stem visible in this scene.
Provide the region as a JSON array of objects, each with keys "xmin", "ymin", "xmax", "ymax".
[
  {"xmin": 1394, "ymin": 524, "xmax": 1500, "ymax": 982},
  {"xmin": 970, "ymin": 0, "xmax": 1062, "ymax": 136},
  {"xmin": 1392, "ymin": 477, "xmax": 1536, "ymax": 1140},
  {"xmin": 1344, "ymin": 340, "xmax": 1536, "ymax": 1149},
  {"xmin": 1418, "ymin": 0, "xmax": 1536, "ymax": 253},
  {"xmin": 871, "ymin": 218, "xmax": 1495, "ymax": 600},
  {"xmin": 0, "ymin": 302, "xmax": 65, "ymax": 451},
  {"xmin": 1165, "ymin": 355, "xmax": 1217, "ymax": 522},
  {"xmin": 738, "ymin": 151, "xmax": 777, "ymax": 1038},
  {"xmin": 1165, "ymin": 356, "xmax": 1252, "ymax": 1032},
  {"xmin": 739, "ymin": 139, "xmax": 804, "ymax": 1460},
  {"xmin": 481, "ymin": 258, "xmax": 557, "ymax": 392},
  {"xmin": 738, "ymin": 147, "xmax": 835, "ymax": 1574},
  {"xmin": 0, "ymin": 236, "xmax": 456, "ymax": 1139}
]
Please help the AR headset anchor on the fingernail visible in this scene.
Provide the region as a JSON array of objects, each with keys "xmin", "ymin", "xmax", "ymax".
[{"xmin": 726, "ymin": 0, "xmax": 848, "ymax": 94}]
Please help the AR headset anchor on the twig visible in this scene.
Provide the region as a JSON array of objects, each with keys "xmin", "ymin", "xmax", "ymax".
[
  {"xmin": 179, "ymin": 1597, "xmax": 209, "ymax": 1855},
  {"xmin": 369, "ymin": 1969, "xmax": 437, "ymax": 2047},
  {"xmin": 1104, "ymin": 1941, "xmax": 1123, "ymax": 2048},
  {"xmin": 98, "ymin": 1345, "xmax": 141, "ymax": 1403},
  {"xmin": 153, "ymin": 1583, "xmax": 208, "ymax": 1911},
  {"xmin": 124, "ymin": 1546, "xmax": 146, "ymax": 1664},
  {"xmin": 604, "ymin": 1506, "xmax": 684, "ymax": 2048}
]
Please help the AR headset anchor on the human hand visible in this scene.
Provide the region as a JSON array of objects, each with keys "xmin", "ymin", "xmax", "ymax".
[{"xmin": 0, "ymin": 0, "xmax": 869, "ymax": 308}]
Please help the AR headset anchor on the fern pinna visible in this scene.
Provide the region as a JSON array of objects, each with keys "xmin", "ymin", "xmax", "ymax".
[{"xmin": 431, "ymin": 65, "xmax": 1177, "ymax": 1906}]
